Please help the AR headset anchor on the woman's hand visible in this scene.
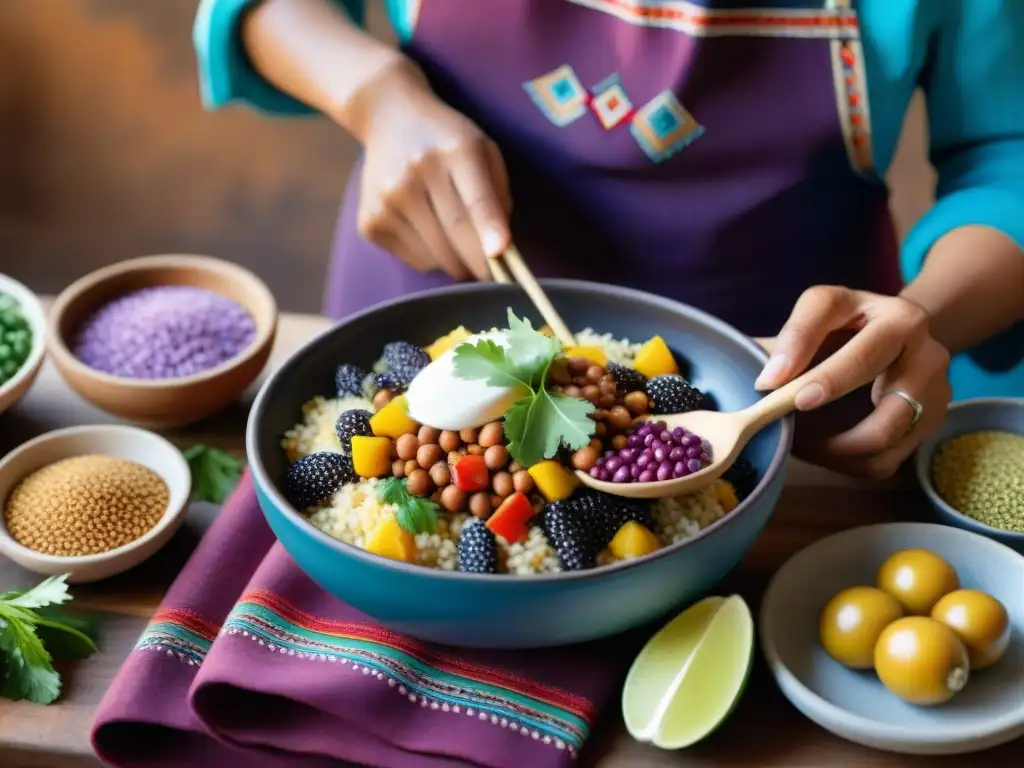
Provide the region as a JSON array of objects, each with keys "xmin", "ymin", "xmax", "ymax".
[
  {"xmin": 755, "ymin": 286, "xmax": 952, "ymax": 479},
  {"xmin": 355, "ymin": 64, "xmax": 512, "ymax": 281}
]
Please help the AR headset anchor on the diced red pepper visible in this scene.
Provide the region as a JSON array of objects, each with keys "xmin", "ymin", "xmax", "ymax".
[
  {"xmin": 486, "ymin": 492, "xmax": 533, "ymax": 544},
  {"xmin": 450, "ymin": 454, "xmax": 489, "ymax": 493}
]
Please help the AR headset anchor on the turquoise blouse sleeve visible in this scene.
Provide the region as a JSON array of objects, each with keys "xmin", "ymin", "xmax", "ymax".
[
  {"xmin": 193, "ymin": 0, "xmax": 365, "ymax": 115},
  {"xmin": 900, "ymin": 0, "xmax": 1024, "ymax": 281}
]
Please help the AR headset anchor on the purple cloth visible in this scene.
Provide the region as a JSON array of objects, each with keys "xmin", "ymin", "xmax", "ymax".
[
  {"xmin": 91, "ymin": 475, "xmax": 629, "ymax": 768},
  {"xmin": 325, "ymin": 0, "xmax": 899, "ymax": 333}
]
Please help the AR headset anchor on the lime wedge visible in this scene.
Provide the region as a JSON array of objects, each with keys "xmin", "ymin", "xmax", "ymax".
[{"xmin": 622, "ymin": 594, "xmax": 754, "ymax": 749}]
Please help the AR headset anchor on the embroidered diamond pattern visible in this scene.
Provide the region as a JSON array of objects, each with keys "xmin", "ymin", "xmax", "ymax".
[{"xmin": 590, "ymin": 82, "xmax": 634, "ymax": 130}]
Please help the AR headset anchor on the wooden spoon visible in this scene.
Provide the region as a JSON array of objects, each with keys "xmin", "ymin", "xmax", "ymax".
[{"xmin": 576, "ymin": 372, "xmax": 811, "ymax": 499}]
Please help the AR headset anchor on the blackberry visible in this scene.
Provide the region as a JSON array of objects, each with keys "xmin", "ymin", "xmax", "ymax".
[
  {"xmin": 285, "ymin": 451, "xmax": 355, "ymax": 509},
  {"xmin": 335, "ymin": 408, "xmax": 373, "ymax": 453},
  {"xmin": 645, "ymin": 374, "xmax": 707, "ymax": 415},
  {"xmin": 373, "ymin": 371, "xmax": 405, "ymax": 394},
  {"xmin": 608, "ymin": 362, "xmax": 647, "ymax": 394},
  {"xmin": 381, "ymin": 341, "xmax": 430, "ymax": 384},
  {"xmin": 543, "ymin": 502, "xmax": 597, "ymax": 571},
  {"xmin": 458, "ymin": 521, "xmax": 498, "ymax": 574},
  {"xmin": 566, "ymin": 490, "xmax": 654, "ymax": 548},
  {"xmin": 723, "ymin": 458, "xmax": 758, "ymax": 500},
  {"xmin": 335, "ymin": 363, "xmax": 369, "ymax": 398}
]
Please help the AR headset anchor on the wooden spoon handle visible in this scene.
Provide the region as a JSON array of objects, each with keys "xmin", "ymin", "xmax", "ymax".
[
  {"xmin": 740, "ymin": 371, "xmax": 820, "ymax": 432},
  {"xmin": 499, "ymin": 246, "xmax": 577, "ymax": 347}
]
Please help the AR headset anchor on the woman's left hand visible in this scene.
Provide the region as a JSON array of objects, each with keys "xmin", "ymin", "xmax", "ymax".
[{"xmin": 755, "ymin": 286, "xmax": 953, "ymax": 479}]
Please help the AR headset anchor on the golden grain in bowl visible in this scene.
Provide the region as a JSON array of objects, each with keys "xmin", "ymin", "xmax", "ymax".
[
  {"xmin": 0, "ymin": 425, "xmax": 191, "ymax": 583},
  {"xmin": 48, "ymin": 254, "xmax": 277, "ymax": 428},
  {"xmin": 0, "ymin": 273, "xmax": 47, "ymax": 417}
]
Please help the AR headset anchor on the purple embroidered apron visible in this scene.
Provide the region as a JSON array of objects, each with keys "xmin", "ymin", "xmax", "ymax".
[{"xmin": 323, "ymin": 0, "xmax": 900, "ymax": 339}]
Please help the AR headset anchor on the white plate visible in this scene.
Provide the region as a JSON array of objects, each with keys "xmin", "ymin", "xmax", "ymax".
[{"xmin": 760, "ymin": 522, "xmax": 1024, "ymax": 755}]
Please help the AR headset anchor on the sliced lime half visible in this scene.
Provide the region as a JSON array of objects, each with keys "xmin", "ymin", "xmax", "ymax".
[{"xmin": 622, "ymin": 594, "xmax": 754, "ymax": 749}]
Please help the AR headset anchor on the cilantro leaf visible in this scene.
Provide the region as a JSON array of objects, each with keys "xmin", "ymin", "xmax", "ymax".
[
  {"xmin": 503, "ymin": 396, "xmax": 549, "ymax": 468},
  {"xmin": 184, "ymin": 445, "xmax": 244, "ymax": 503},
  {"xmin": 4, "ymin": 574, "xmax": 71, "ymax": 609},
  {"xmin": 0, "ymin": 613, "xmax": 60, "ymax": 704},
  {"xmin": 504, "ymin": 391, "xmax": 596, "ymax": 467},
  {"xmin": 376, "ymin": 478, "xmax": 438, "ymax": 535},
  {"xmin": 452, "ymin": 339, "xmax": 530, "ymax": 390},
  {"xmin": 31, "ymin": 609, "xmax": 99, "ymax": 660},
  {"xmin": 540, "ymin": 391, "xmax": 596, "ymax": 452},
  {"xmin": 505, "ymin": 309, "xmax": 560, "ymax": 383}
]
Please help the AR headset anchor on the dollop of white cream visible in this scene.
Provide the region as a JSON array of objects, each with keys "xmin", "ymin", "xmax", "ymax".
[{"xmin": 405, "ymin": 331, "xmax": 529, "ymax": 431}]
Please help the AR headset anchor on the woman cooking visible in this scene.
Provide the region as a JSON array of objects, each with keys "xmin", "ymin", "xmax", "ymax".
[{"xmin": 194, "ymin": 0, "xmax": 1024, "ymax": 479}]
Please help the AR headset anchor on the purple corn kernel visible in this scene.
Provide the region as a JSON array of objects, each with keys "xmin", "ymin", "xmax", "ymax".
[
  {"xmin": 627, "ymin": 434, "xmax": 644, "ymax": 448},
  {"xmin": 638, "ymin": 469, "xmax": 656, "ymax": 483},
  {"xmin": 631, "ymin": 463, "xmax": 643, "ymax": 479},
  {"xmin": 605, "ymin": 456, "xmax": 623, "ymax": 472},
  {"xmin": 654, "ymin": 421, "xmax": 668, "ymax": 431},
  {"xmin": 656, "ymin": 462, "xmax": 673, "ymax": 482},
  {"xmin": 649, "ymin": 439, "xmax": 664, "ymax": 453},
  {"xmin": 700, "ymin": 451, "xmax": 711, "ymax": 463},
  {"xmin": 672, "ymin": 427, "xmax": 687, "ymax": 439},
  {"xmin": 674, "ymin": 461, "xmax": 688, "ymax": 477},
  {"xmin": 687, "ymin": 458, "xmax": 704, "ymax": 473},
  {"xmin": 653, "ymin": 447, "xmax": 668, "ymax": 463},
  {"xmin": 612, "ymin": 465, "xmax": 632, "ymax": 483},
  {"xmin": 619, "ymin": 448, "xmax": 636, "ymax": 461},
  {"xmin": 669, "ymin": 447, "xmax": 686, "ymax": 461},
  {"xmin": 681, "ymin": 434, "xmax": 699, "ymax": 447},
  {"xmin": 686, "ymin": 446, "xmax": 702, "ymax": 459},
  {"xmin": 643, "ymin": 433, "xmax": 656, "ymax": 447},
  {"xmin": 636, "ymin": 451, "xmax": 653, "ymax": 469},
  {"xmin": 659, "ymin": 430, "xmax": 672, "ymax": 443}
]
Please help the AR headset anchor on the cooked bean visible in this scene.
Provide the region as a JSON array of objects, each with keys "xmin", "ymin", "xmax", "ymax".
[
  {"xmin": 467, "ymin": 444, "xmax": 485, "ymax": 456},
  {"xmin": 612, "ymin": 434, "xmax": 628, "ymax": 450},
  {"xmin": 395, "ymin": 433, "xmax": 419, "ymax": 461},
  {"xmin": 568, "ymin": 357, "xmax": 591, "ymax": 375},
  {"xmin": 598, "ymin": 392, "xmax": 617, "ymax": 408},
  {"xmin": 389, "ymin": 440, "xmax": 400, "ymax": 460},
  {"xmin": 404, "ymin": 459, "xmax": 419, "ymax": 476},
  {"xmin": 609, "ymin": 405, "xmax": 633, "ymax": 431},
  {"xmin": 582, "ymin": 385, "xmax": 601, "ymax": 403},
  {"xmin": 484, "ymin": 444, "xmax": 509, "ymax": 470},
  {"xmin": 589, "ymin": 438, "xmax": 603, "ymax": 453},
  {"xmin": 406, "ymin": 469, "xmax": 432, "ymax": 497},
  {"xmin": 417, "ymin": 443, "xmax": 443, "ymax": 469},
  {"xmin": 373, "ymin": 389, "xmax": 394, "ymax": 410},
  {"xmin": 459, "ymin": 427, "xmax": 479, "ymax": 444},
  {"xmin": 469, "ymin": 492, "xmax": 492, "ymax": 519},
  {"xmin": 417, "ymin": 425, "xmax": 441, "ymax": 444},
  {"xmin": 490, "ymin": 494, "xmax": 504, "ymax": 509},
  {"xmin": 624, "ymin": 391, "xmax": 649, "ymax": 414},
  {"xmin": 439, "ymin": 430, "xmax": 461, "ymax": 452},
  {"xmin": 595, "ymin": 421, "xmax": 607, "ymax": 437},
  {"xmin": 562, "ymin": 385, "xmax": 582, "ymax": 399},
  {"xmin": 508, "ymin": 461, "xmax": 523, "ymax": 474},
  {"xmin": 585, "ymin": 365, "xmax": 606, "ymax": 384},
  {"xmin": 447, "ymin": 450, "xmax": 465, "ymax": 465},
  {"xmin": 572, "ymin": 446, "xmax": 599, "ymax": 471},
  {"xmin": 429, "ymin": 462, "xmax": 451, "ymax": 487},
  {"xmin": 492, "ymin": 471, "xmax": 514, "ymax": 497},
  {"xmin": 440, "ymin": 484, "xmax": 466, "ymax": 512},
  {"xmin": 392, "ymin": 459, "xmax": 407, "ymax": 478},
  {"xmin": 549, "ymin": 360, "xmax": 572, "ymax": 385},
  {"xmin": 478, "ymin": 422, "xmax": 504, "ymax": 448},
  {"xmin": 512, "ymin": 470, "xmax": 535, "ymax": 493}
]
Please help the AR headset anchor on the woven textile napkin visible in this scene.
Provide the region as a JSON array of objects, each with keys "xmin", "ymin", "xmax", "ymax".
[{"xmin": 91, "ymin": 473, "xmax": 631, "ymax": 767}]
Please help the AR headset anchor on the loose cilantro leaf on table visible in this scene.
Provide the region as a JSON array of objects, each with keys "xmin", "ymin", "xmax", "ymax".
[
  {"xmin": 377, "ymin": 477, "xmax": 439, "ymax": 535},
  {"xmin": 0, "ymin": 575, "xmax": 99, "ymax": 705},
  {"xmin": 452, "ymin": 309, "xmax": 595, "ymax": 467},
  {"xmin": 184, "ymin": 444, "xmax": 244, "ymax": 503}
]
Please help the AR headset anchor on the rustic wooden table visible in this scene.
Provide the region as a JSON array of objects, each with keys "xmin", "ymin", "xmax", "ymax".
[{"xmin": 0, "ymin": 310, "xmax": 1016, "ymax": 768}]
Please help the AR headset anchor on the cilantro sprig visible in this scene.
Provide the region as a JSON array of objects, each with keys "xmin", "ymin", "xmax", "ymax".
[
  {"xmin": 184, "ymin": 445, "xmax": 244, "ymax": 503},
  {"xmin": 0, "ymin": 575, "xmax": 99, "ymax": 705},
  {"xmin": 377, "ymin": 477, "xmax": 439, "ymax": 535},
  {"xmin": 452, "ymin": 309, "xmax": 595, "ymax": 467}
]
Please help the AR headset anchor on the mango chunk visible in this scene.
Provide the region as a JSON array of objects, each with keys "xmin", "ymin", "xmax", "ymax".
[
  {"xmin": 713, "ymin": 479, "xmax": 740, "ymax": 513},
  {"xmin": 564, "ymin": 345, "xmax": 608, "ymax": 367},
  {"xmin": 609, "ymin": 521, "xmax": 661, "ymax": 560},
  {"xmin": 365, "ymin": 516, "xmax": 418, "ymax": 563},
  {"xmin": 527, "ymin": 460, "xmax": 580, "ymax": 503},
  {"xmin": 351, "ymin": 435, "xmax": 392, "ymax": 478},
  {"xmin": 425, "ymin": 326, "xmax": 472, "ymax": 360},
  {"xmin": 370, "ymin": 394, "xmax": 420, "ymax": 438},
  {"xmin": 633, "ymin": 336, "xmax": 679, "ymax": 379}
]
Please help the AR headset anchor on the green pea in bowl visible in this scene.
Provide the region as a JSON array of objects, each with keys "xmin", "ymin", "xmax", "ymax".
[
  {"xmin": 915, "ymin": 398, "xmax": 1024, "ymax": 553},
  {"xmin": 0, "ymin": 274, "xmax": 47, "ymax": 417}
]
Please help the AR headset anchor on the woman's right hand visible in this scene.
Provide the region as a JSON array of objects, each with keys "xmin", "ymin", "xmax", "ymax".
[{"xmin": 354, "ymin": 63, "xmax": 512, "ymax": 281}]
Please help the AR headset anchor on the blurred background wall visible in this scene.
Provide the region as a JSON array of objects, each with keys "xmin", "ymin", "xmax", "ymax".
[{"xmin": 0, "ymin": 0, "xmax": 935, "ymax": 314}]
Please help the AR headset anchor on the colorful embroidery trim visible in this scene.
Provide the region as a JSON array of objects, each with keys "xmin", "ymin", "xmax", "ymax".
[
  {"xmin": 525, "ymin": 65, "xmax": 704, "ymax": 162},
  {"xmin": 566, "ymin": 0, "xmax": 859, "ymax": 39},
  {"xmin": 135, "ymin": 607, "xmax": 218, "ymax": 666},
  {"xmin": 827, "ymin": 0, "xmax": 874, "ymax": 173}
]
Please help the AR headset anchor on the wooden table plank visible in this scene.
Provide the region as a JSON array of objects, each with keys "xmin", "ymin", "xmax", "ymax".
[{"xmin": 0, "ymin": 311, "xmax": 1017, "ymax": 767}]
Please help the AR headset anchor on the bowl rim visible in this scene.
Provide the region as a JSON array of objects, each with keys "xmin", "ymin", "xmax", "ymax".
[
  {"xmin": 0, "ymin": 272, "xmax": 48, "ymax": 399},
  {"xmin": 247, "ymin": 278, "xmax": 795, "ymax": 583},
  {"xmin": 46, "ymin": 254, "xmax": 278, "ymax": 389},
  {"xmin": 0, "ymin": 424, "xmax": 192, "ymax": 565},
  {"xmin": 760, "ymin": 521, "xmax": 1024, "ymax": 747},
  {"xmin": 914, "ymin": 397, "xmax": 1024, "ymax": 541}
]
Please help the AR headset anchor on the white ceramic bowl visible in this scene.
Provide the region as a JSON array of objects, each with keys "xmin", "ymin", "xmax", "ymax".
[
  {"xmin": 760, "ymin": 522, "xmax": 1024, "ymax": 755},
  {"xmin": 0, "ymin": 425, "xmax": 191, "ymax": 582},
  {"xmin": 0, "ymin": 273, "xmax": 47, "ymax": 416}
]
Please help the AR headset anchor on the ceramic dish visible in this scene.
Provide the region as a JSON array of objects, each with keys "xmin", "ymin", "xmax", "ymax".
[
  {"xmin": 914, "ymin": 398, "xmax": 1024, "ymax": 552},
  {"xmin": 0, "ymin": 273, "xmax": 47, "ymax": 417},
  {"xmin": 760, "ymin": 522, "xmax": 1024, "ymax": 755},
  {"xmin": 48, "ymin": 254, "xmax": 278, "ymax": 428},
  {"xmin": 248, "ymin": 279, "xmax": 795, "ymax": 648},
  {"xmin": 0, "ymin": 425, "xmax": 192, "ymax": 582}
]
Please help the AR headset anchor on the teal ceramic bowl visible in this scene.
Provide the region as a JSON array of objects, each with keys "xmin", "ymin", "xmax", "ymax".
[{"xmin": 247, "ymin": 280, "xmax": 794, "ymax": 648}]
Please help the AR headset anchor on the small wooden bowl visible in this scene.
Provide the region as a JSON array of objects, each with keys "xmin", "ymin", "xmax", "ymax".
[
  {"xmin": 48, "ymin": 254, "xmax": 277, "ymax": 428},
  {"xmin": 0, "ymin": 425, "xmax": 192, "ymax": 583},
  {"xmin": 0, "ymin": 273, "xmax": 47, "ymax": 416}
]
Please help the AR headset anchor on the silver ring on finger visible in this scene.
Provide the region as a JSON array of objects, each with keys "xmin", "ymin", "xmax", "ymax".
[{"xmin": 883, "ymin": 389, "xmax": 924, "ymax": 436}]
